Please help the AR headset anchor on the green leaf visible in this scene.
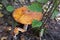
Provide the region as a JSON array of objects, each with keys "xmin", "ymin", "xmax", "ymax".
[
  {"xmin": 32, "ymin": 20, "xmax": 43, "ymax": 28},
  {"xmin": 37, "ymin": 0, "xmax": 48, "ymax": 3},
  {"xmin": 6, "ymin": 5, "xmax": 14, "ymax": 12},
  {"xmin": 28, "ymin": 2, "xmax": 42, "ymax": 12},
  {"xmin": 51, "ymin": 10, "xmax": 59, "ymax": 19}
]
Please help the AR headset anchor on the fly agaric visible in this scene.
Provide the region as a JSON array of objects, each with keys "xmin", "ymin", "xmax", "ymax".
[{"xmin": 12, "ymin": 6, "xmax": 43, "ymax": 31}]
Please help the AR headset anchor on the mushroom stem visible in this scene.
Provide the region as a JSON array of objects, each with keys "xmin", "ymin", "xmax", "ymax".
[{"xmin": 23, "ymin": 24, "xmax": 28, "ymax": 31}]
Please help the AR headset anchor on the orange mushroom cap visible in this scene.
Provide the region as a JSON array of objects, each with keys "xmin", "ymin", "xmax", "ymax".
[{"xmin": 12, "ymin": 6, "xmax": 43, "ymax": 25}]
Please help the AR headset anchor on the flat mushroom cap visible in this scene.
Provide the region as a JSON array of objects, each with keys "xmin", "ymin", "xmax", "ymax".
[{"xmin": 12, "ymin": 6, "xmax": 43, "ymax": 25}]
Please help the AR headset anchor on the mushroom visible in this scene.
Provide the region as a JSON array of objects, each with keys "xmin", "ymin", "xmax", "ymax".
[
  {"xmin": 13, "ymin": 27, "xmax": 26, "ymax": 39},
  {"xmin": 14, "ymin": 27, "xmax": 26, "ymax": 34},
  {"xmin": 12, "ymin": 6, "xmax": 43, "ymax": 31}
]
